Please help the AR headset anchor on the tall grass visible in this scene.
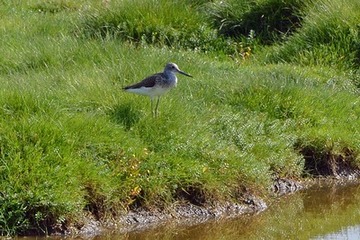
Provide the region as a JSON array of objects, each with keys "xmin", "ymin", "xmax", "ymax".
[
  {"xmin": 0, "ymin": 0, "xmax": 360, "ymax": 236},
  {"xmin": 264, "ymin": 0, "xmax": 360, "ymax": 69},
  {"xmin": 80, "ymin": 0, "xmax": 227, "ymax": 53},
  {"xmin": 206, "ymin": 0, "xmax": 307, "ymax": 44}
]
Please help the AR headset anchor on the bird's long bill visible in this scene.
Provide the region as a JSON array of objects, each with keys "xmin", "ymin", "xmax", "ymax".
[{"xmin": 179, "ymin": 70, "xmax": 193, "ymax": 78}]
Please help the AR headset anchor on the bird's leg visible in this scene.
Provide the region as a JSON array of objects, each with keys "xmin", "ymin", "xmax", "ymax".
[
  {"xmin": 155, "ymin": 96, "xmax": 160, "ymax": 117},
  {"xmin": 150, "ymin": 97, "xmax": 154, "ymax": 117}
]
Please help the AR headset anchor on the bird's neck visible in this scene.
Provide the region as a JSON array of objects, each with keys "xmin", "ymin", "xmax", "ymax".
[{"xmin": 164, "ymin": 71, "xmax": 177, "ymax": 82}]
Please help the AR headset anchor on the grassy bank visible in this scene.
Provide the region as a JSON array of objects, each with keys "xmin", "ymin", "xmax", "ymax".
[{"xmin": 0, "ymin": 0, "xmax": 359, "ymax": 236}]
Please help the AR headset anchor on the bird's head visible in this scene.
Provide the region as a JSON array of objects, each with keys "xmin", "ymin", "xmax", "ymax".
[{"xmin": 165, "ymin": 63, "xmax": 192, "ymax": 77}]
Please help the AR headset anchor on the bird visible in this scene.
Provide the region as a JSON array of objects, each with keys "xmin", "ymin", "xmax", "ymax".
[{"xmin": 123, "ymin": 62, "xmax": 192, "ymax": 117}]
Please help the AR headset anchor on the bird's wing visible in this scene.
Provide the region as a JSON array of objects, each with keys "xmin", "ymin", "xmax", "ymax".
[{"xmin": 124, "ymin": 73, "xmax": 163, "ymax": 89}]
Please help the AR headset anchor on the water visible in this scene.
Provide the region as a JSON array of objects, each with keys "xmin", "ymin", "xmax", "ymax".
[
  {"xmin": 315, "ymin": 225, "xmax": 360, "ymax": 240},
  {"xmin": 13, "ymin": 181, "xmax": 360, "ymax": 240}
]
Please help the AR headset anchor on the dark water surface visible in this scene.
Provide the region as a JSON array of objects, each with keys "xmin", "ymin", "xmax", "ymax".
[{"xmin": 13, "ymin": 181, "xmax": 360, "ymax": 240}]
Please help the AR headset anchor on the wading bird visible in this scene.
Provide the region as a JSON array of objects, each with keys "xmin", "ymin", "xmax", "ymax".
[{"xmin": 123, "ymin": 62, "xmax": 192, "ymax": 117}]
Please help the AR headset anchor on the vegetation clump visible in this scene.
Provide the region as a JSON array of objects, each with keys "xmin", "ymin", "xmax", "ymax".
[
  {"xmin": 81, "ymin": 0, "xmax": 229, "ymax": 53},
  {"xmin": 207, "ymin": 0, "xmax": 307, "ymax": 44},
  {"xmin": 264, "ymin": 0, "xmax": 360, "ymax": 69}
]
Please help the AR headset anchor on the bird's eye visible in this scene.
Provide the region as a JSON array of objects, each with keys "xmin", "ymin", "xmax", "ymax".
[{"xmin": 171, "ymin": 66, "xmax": 175, "ymax": 68}]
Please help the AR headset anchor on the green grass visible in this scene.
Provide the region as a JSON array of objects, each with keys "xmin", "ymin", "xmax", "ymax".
[
  {"xmin": 263, "ymin": 0, "xmax": 360, "ymax": 69},
  {"xmin": 0, "ymin": 0, "xmax": 360, "ymax": 236},
  {"xmin": 80, "ymin": 0, "xmax": 225, "ymax": 52},
  {"xmin": 206, "ymin": 0, "xmax": 307, "ymax": 44}
]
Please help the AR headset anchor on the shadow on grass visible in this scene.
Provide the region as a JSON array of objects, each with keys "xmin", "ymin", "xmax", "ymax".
[{"xmin": 109, "ymin": 103, "xmax": 142, "ymax": 130}]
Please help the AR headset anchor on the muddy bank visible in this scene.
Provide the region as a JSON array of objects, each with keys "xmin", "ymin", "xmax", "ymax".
[
  {"xmin": 66, "ymin": 178, "xmax": 299, "ymax": 237},
  {"xmin": 73, "ymin": 196, "xmax": 268, "ymax": 236},
  {"xmin": 62, "ymin": 157, "xmax": 360, "ymax": 237}
]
